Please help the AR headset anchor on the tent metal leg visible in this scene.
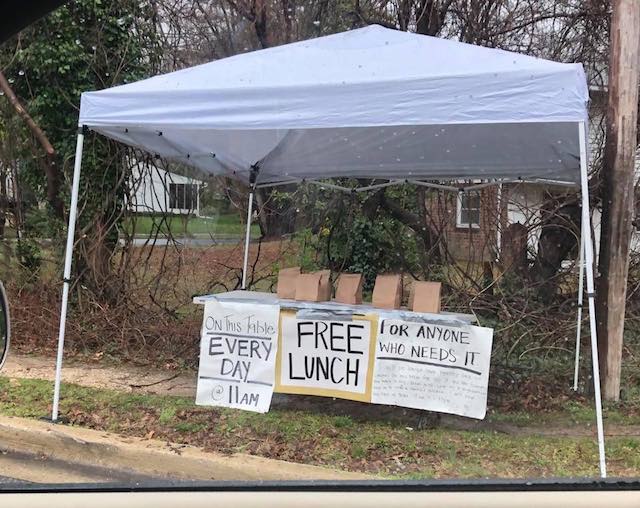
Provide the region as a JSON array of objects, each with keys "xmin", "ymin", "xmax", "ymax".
[
  {"xmin": 241, "ymin": 190, "xmax": 254, "ymax": 290},
  {"xmin": 573, "ymin": 226, "xmax": 585, "ymax": 391},
  {"xmin": 578, "ymin": 121, "xmax": 607, "ymax": 478},
  {"xmin": 52, "ymin": 130, "xmax": 85, "ymax": 422},
  {"xmin": 495, "ymin": 183, "xmax": 503, "ymax": 262}
]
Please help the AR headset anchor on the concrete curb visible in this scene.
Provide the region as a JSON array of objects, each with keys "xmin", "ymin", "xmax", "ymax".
[{"xmin": 0, "ymin": 415, "xmax": 369, "ymax": 482}]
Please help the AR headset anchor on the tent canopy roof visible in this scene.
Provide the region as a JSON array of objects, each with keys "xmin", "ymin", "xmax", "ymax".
[{"xmin": 79, "ymin": 25, "xmax": 589, "ymax": 186}]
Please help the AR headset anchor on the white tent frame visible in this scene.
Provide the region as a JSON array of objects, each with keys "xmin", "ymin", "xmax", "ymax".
[{"xmin": 52, "ymin": 120, "xmax": 607, "ymax": 478}]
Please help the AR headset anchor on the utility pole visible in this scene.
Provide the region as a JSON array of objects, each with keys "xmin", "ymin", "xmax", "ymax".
[{"xmin": 596, "ymin": 0, "xmax": 640, "ymax": 401}]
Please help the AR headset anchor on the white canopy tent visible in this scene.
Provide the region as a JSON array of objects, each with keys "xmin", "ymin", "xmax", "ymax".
[{"xmin": 55, "ymin": 25, "xmax": 606, "ymax": 476}]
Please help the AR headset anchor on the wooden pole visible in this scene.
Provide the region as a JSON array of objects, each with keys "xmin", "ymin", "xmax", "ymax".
[{"xmin": 596, "ymin": 0, "xmax": 640, "ymax": 401}]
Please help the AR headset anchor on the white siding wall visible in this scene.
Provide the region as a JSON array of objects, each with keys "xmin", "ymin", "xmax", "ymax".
[
  {"xmin": 505, "ymin": 184, "xmax": 640, "ymax": 258},
  {"xmin": 128, "ymin": 164, "xmax": 201, "ymax": 215}
]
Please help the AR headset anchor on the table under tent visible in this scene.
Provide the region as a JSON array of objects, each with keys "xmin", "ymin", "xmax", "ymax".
[{"xmin": 54, "ymin": 25, "xmax": 606, "ymax": 476}]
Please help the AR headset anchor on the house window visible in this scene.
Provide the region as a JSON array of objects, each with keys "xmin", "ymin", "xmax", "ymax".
[
  {"xmin": 169, "ymin": 183, "xmax": 198, "ymax": 210},
  {"xmin": 457, "ymin": 191, "xmax": 481, "ymax": 229}
]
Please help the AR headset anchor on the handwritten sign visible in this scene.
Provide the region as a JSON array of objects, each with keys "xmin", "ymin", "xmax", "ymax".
[
  {"xmin": 276, "ymin": 313, "xmax": 376, "ymax": 402},
  {"xmin": 195, "ymin": 300, "xmax": 495, "ymax": 419},
  {"xmin": 196, "ymin": 300, "xmax": 279, "ymax": 413},
  {"xmin": 371, "ymin": 319, "xmax": 493, "ymax": 419}
]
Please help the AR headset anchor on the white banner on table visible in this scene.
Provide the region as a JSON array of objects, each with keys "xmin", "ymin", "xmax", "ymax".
[
  {"xmin": 196, "ymin": 300, "xmax": 279, "ymax": 413},
  {"xmin": 371, "ymin": 319, "xmax": 493, "ymax": 419}
]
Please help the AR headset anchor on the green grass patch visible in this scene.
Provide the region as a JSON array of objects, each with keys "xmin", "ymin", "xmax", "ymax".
[
  {"xmin": 485, "ymin": 402, "xmax": 640, "ymax": 428},
  {"xmin": 124, "ymin": 213, "xmax": 260, "ymax": 237},
  {"xmin": 0, "ymin": 376, "xmax": 638, "ymax": 479}
]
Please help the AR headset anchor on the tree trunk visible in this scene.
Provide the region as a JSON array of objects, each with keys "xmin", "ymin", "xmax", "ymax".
[
  {"xmin": 530, "ymin": 201, "xmax": 580, "ymax": 300},
  {"xmin": 252, "ymin": 0, "xmax": 270, "ymax": 48},
  {"xmin": 0, "ymin": 169, "xmax": 6, "ymax": 238},
  {"xmin": 254, "ymin": 187, "xmax": 296, "ymax": 238},
  {"xmin": 596, "ymin": 0, "xmax": 640, "ymax": 401},
  {"xmin": 10, "ymin": 162, "xmax": 23, "ymax": 235},
  {"xmin": 501, "ymin": 222, "xmax": 528, "ymax": 276}
]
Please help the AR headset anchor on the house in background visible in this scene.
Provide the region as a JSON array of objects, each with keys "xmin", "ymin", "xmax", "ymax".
[
  {"xmin": 429, "ymin": 174, "xmax": 640, "ymax": 265},
  {"xmin": 430, "ymin": 88, "xmax": 640, "ymax": 266},
  {"xmin": 128, "ymin": 162, "xmax": 203, "ymax": 216}
]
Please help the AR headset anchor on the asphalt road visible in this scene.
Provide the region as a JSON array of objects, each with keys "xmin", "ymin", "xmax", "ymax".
[
  {"xmin": 130, "ymin": 235, "xmax": 244, "ymax": 247},
  {"xmin": 0, "ymin": 449, "xmax": 160, "ymax": 484},
  {"xmin": 0, "ymin": 475, "xmax": 29, "ymax": 484}
]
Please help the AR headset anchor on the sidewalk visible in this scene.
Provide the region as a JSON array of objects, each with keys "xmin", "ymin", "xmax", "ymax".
[{"xmin": 3, "ymin": 354, "xmax": 197, "ymax": 397}]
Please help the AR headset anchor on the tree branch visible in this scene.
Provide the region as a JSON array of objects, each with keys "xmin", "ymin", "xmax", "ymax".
[
  {"xmin": 0, "ymin": 71, "xmax": 54, "ymax": 157},
  {"xmin": 0, "ymin": 70, "xmax": 63, "ymax": 218}
]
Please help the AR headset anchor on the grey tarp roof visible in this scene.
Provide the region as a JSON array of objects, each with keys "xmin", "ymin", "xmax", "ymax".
[{"xmin": 79, "ymin": 25, "xmax": 589, "ymax": 186}]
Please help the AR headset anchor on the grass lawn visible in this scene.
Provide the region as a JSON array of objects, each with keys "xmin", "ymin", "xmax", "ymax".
[
  {"xmin": 125, "ymin": 213, "xmax": 261, "ymax": 237},
  {"xmin": 1, "ymin": 376, "xmax": 639, "ymax": 479}
]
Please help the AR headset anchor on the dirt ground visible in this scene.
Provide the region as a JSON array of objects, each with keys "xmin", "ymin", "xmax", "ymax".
[{"xmin": 3, "ymin": 354, "xmax": 197, "ymax": 397}]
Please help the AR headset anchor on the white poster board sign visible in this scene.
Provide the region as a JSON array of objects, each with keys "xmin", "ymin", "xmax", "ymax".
[
  {"xmin": 196, "ymin": 300, "xmax": 279, "ymax": 413},
  {"xmin": 278, "ymin": 314, "xmax": 374, "ymax": 402},
  {"xmin": 371, "ymin": 318, "xmax": 493, "ymax": 419}
]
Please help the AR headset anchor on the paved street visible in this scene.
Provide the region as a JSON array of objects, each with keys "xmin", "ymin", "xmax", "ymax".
[
  {"xmin": 0, "ymin": 475, "xmax": 29, "ymax": 484},
  {"xmin": 130, "ymin": 235, "xmax": 247, "ymax": 247},
  {"xmin": 0, "ymin": 449, "xmax": 159, "ymax": 484}
]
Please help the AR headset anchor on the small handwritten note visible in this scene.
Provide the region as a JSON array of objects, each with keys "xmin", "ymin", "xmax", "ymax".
[
  {"xmin": 371, "ymin": 319, "xmax": 493, "ymax": 419},
  {"xmin": 196, "ymin": 300, "xmax": 279, "ymax": 413}
]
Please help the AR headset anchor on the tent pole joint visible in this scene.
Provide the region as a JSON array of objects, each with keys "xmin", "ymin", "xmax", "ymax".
[{"xmin": 249, "ymin": 164, "xmax": 259, "ymax": 187}]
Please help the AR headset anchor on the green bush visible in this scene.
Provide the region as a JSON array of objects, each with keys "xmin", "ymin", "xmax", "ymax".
[{"xmin": 15, "ymin": 238, "xmax": 42, "ymax": 274}]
